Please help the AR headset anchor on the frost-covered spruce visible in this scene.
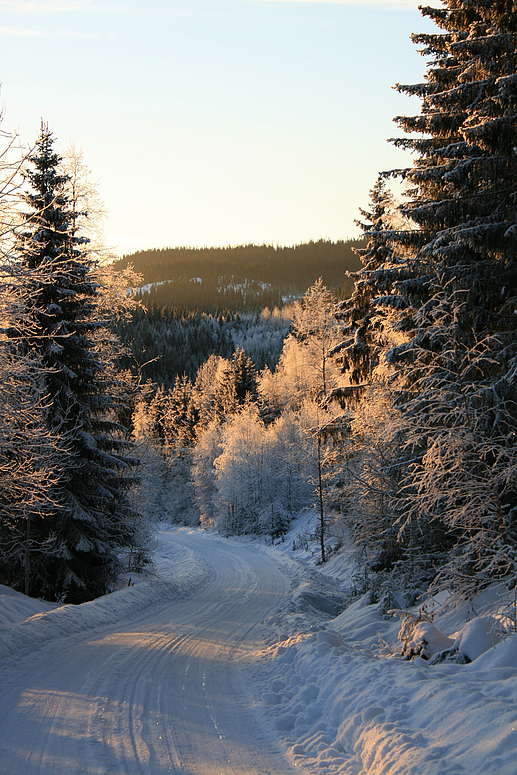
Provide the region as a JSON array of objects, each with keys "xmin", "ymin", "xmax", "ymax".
[
  {"xmin": 335, "ymin": 1, "xmax": 517, "ymax": 600},
  {"xmin": 16, "ymin": 123, "xmax": 145, "ymax": 603}
]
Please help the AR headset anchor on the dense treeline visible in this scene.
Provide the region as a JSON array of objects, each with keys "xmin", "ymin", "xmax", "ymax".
[
  {"xmin": 112, "ymin": 239, "xmax": 363, "ymax": 311},
  {"xmin": 115, "ymin": 305, "xmax": 291, "ymax": 388},
  {"xmin": 131, "ymin": 281, "xmax": 342, "ymax": 540},
  {"xmin": 134, "ymin": 279, "xmax": 284, "ymax": 314},
  {"xmin": 112, "ymin": 239, "xmax": 361, "ymax": 385}
]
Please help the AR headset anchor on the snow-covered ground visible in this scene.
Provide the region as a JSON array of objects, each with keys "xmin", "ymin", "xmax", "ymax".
[
  {"xmin": 252, "ymin": 521, "xmax": 517, "ymax": 775},
  {"xmin": 1, "ymin": 523, "xmax": 517, "ymax": 774}
]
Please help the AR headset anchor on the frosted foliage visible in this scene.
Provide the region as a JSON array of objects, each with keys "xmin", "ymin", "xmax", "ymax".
[
  {"xmin": 94, "ymin": 263, "xmax": 143, "ymax": 323},
  {"xmin": 290, "ymin": 279, "xmax": 342, "ymax": 400},
  {"xmin": 396, "ymin": 336, "xmax": 517, "ymax": 599},
  {"xmin": 0, "ymin": 127, "xmax": 66, "ymax": 586},
  {"xmin": 193, "ymin": 355, "xmax": 229, "ymax": 427},
  {"xmin": 213, "ymin": 405, "xmax": 268, "ymax": 535},
  {"xmin": 201, "ymin": 405, "xmax": 312, "ymax": 537},
  {"xmin": 192, "ymin": 419, "xmax": 223, "ymax": 527},
  {"xmin": 0, "ymin": 351, "xmax": 60, "ymax": 524},
  {"xmin": 130, "ymin": 438, "xmax": 170, "ymax": 522},
  {"xmin": 62, "ymin": 144, "xmax": 110, "ymax": 263},
  {"xmin": 0, "ymin": 132, "xmax": 26, "ymax": 252},
  {"xmin": 132, "ymin": 396, "xmax": 199, "ymax": 524},
  {"xmin": 228, "ymin": 306, "xmax": 291, "ymax": 371},
  {"xmin": 259, "ymin": 336, "xmax": 313, "ymax": 410},
  {"xmin": 259, "ymin": 335, "xmax": 342, "ymax": 413},
  {"xmin": 132, "ymin": 400, "xmax": 152, "ymax": 445},
  {"xmin": 291, "ymin": 279, "xmax": 336, "ymax": 340},
  {"xmin": 331, "ymin": 0, "xmax": 517, "ymax": 606},
  {"xmin": 333, "ymin": 384, "xmax": 403, "ymax": 551}
]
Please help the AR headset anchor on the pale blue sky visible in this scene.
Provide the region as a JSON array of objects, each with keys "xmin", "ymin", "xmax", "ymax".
[{"xmin": 0, "ymin": 0, "xmax": 435, "ymax": 255}]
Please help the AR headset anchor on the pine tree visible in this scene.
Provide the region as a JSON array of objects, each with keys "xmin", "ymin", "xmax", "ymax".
[
  {"xmin": 338, "ymin": 1, "xmax": 517, "ymax": 599},
  {"xmin": 333, "ymin": 177, "xmax": 400, "ymax": 385},
  {"xmin": 0, "ymin": 268, "xmax": 65, "ymax": 595},
  {"xmin": 163, "ymin": 375, "xmax": 197, "ymax": 453},
  {"xmin": 0, "ymin": 125, "xmax": 65, "ymax": 593},
  {"xmin": 17, "ymin": 124, "xmax": 146, "ymax": 602}
]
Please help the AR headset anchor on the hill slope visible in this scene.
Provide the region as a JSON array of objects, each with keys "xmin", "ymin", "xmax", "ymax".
[{"xmin": 113, "ymin": 239, "xmax": 363, "ymax": 311}]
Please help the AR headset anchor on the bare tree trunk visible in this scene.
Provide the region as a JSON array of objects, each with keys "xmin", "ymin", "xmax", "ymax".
[
  {"xmin": 317, "ymin": 433, "xmax": 325, "ymax": 564},
  {"xmin": 24, "ymin": 513, "xmax": 30, "ymax": 597}
]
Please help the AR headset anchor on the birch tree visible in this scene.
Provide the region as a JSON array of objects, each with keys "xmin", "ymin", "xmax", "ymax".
[{"xmin": 291, "ymin": 279, "xmax": 341, "ymax": 400}]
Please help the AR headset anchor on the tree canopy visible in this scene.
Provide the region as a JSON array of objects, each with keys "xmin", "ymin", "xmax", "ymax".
[{"xmin": 335, "ymin": 0, "xmax": 517, "ymax": 601}]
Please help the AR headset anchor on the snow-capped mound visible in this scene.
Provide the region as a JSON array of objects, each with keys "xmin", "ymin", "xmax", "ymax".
[{"xmin": 0, "ymin": 585, "xmax": 57, "ymax": 626}]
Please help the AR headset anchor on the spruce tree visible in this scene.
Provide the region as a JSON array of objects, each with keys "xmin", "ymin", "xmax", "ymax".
[
  {"xmin": 215, "ymin": 348, "xmax": 257, "ymax": 418},
  {"xmin": 338, "ymin": 2, "xmax": 517, "ymax": 599},
  {"xmin": 163, "ymin": 375, "xmax": 197, "ymax": 453},
  {"xmin": 334, "ymin": 176, "xmax": 399, "ymax": 385},
  {"xmin": 17, "ymin": 123, "xmax": 145, "ymax": 602}
]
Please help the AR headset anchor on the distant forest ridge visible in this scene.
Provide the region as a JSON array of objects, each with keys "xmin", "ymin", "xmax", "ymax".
[{"xmin": 112, "ymin": 238, "xmax": 365, "ymax": 311}]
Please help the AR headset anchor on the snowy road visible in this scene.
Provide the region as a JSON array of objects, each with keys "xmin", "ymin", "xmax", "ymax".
[{"xmin": 0, "ymin": 529, "xmax": 298, "ymax": 775}]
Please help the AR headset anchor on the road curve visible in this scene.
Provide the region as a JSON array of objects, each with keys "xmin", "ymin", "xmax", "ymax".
[{"xmin": 0, "ymin": 529, "xmax": 298, "ymax": 775}]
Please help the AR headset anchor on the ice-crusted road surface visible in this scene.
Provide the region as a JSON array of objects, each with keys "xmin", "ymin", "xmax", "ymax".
[{"xmin": 0, "ymin": 529, "xmax": 298, "ymax": 775}]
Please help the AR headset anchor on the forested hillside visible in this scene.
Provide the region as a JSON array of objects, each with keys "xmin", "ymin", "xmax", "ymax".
[
  {"xmin": 112, "ymin": 239, "xmax": 363, "ymax": 387},
  {"xmin": 112, "ymin": 239, "xmax": 363, "ymax": 311},
  {"xmin": 114, "ymin": 306, "xmax": 292, "ymax": 388}
]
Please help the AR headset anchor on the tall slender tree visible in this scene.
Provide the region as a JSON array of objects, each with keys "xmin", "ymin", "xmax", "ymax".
[
  {"xmin": 0, "ymin": 126, "xmax": 65, "ymax": 593},
  {"xmin": 291, "ymin": 279, "xmax": 340, "ymax": 400},
  {"xmin": 17, "ymin": 123, "xmax": 146, "ymax": 602}
]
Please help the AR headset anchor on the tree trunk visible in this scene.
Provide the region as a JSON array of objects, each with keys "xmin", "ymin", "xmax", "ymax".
[
  {"xmin": 24, "ymin": 514, "xmax": 31, "ymax": 597},
  {"xmin": 317, "ymin": 434, "xmax": 325, "ymax": 563}
]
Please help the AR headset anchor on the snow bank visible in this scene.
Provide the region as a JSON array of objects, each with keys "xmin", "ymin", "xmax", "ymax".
[
  {"xmin": 453, "ymin": 616, "xmax": 501, "ymax": 662},
  {"xmin": 0, "ymin": 527, "xmax": 211, "ymax": 669},
  {"xmin": 0, "ymin": 585, "xmax": 57, "ymax": 625},
  {"xmin": 243, "ymin": 517, "xmax": 517, "ymax": 775},
  {"xmin": 250, "ymin": 584, "xmax": 517, "ymax": 774}
]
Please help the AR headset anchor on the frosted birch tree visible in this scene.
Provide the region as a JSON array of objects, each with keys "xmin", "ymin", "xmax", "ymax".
[
  {"xmin": 213, "ymin": 403, "xmax": 267, "ymax": 535},
  {"xmin": 291, "ymin": 279, "xmax": 341, "ymax": 401}
]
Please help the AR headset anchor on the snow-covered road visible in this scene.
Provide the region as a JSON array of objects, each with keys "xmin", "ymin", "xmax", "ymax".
[
  {"xmin": 0, "ymin": 529, "xmax": 297, "ymax": 775},
  {"xmin": 3, "ymin": 525, "xmax": 517, "ymax": 775}
]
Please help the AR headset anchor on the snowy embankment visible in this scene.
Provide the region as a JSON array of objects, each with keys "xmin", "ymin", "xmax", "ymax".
[
  {"xmin": 1, "ymin": 523, "xmax": 517, "ymax": 775},
  {"xmin": 247, "ymin": 519, "xmax": 517, "ymax": 775},
  {"xmin": 0, "ymin": 537, "xmax": 211, "ymax": 667}
]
